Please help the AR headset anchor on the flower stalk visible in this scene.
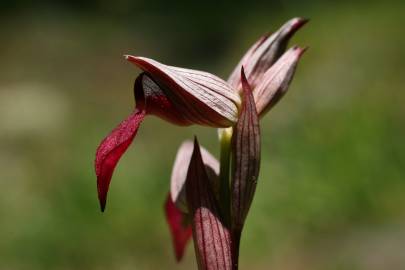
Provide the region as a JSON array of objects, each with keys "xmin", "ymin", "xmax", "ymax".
[{"xmin": 218, "ymin": 127, "xmax": 233, "ymax": 225}]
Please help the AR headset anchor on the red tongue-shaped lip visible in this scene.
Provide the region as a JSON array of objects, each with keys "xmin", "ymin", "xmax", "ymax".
[
  {"xmin": 95, "ymin": 109, "xmax": 146, "ymax": 212},
  {"xmin": 164, "ymin": 194, "xmax": 192, "ymax": 261}
]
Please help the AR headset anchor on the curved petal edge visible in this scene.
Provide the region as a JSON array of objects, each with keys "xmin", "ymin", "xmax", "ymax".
[{"xmin": 95, "ymin": 109, "xmax": 146, "ymax": 212}]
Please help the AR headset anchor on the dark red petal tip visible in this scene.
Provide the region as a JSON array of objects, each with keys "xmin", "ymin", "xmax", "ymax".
[
  {"xmin": 297, "ymin": 46, "xmax": 309, "ymax": 57},
  {"xmin": 240, "ymin": 66, "xmax": 251, "ymax": 94},
  {"xmin": 284, "ymin": 18, "xmax": 309, "ymax": 40},
  {"xmin": 291, "ymin": 17, "xmax": 309, "ymax": 32},
  {"xmin": 164, "ymin": 194, "xmax": 192, "ymax": 261},
  {"xmin": 289, "ymin": 45, "xmax": 308, "ymax": 57},
  {"xmin": 95, "ymin": 109, "xmax": 146, "ymax": 212}
]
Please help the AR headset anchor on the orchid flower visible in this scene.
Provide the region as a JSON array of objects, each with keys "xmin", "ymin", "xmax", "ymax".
[{"xmin": 95, "ymin": 17, "xmax": 307, "ymax": 270}]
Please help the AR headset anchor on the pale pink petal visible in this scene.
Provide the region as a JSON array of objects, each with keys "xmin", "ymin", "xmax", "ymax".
[
  {"xmin": 228, "ymin": 17, "xmax": 308, "ymax": 91},
  {"xmin": 254, "ymin": 46, "xmax": 307, "ymax": 115},
  {"xmin": 170, "ymin": 140, "xmax": 219, "ymax": 213}
]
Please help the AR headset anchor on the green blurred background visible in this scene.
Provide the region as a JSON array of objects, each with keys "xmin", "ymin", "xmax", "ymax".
[{"xmin": 1, "ymin": 0, "xmax": 404, "ymax": 269}]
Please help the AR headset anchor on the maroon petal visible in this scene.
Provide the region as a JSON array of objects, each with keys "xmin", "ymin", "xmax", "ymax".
[
  {"xmin": 127, "ymin": 56, "xmax": 240, "ymax": 127},
  {"xmin": 254, "ymin": 46, "xmax": 307, "ymax": 115},
  {"xmin": 134, "ymin": 73, "xmax": 192, "ymax": 126},
  {"xmin": 186, "ymin": 138, "xmax": 232, "ymax": 270},
  {"xmin": 228, "ymin": 17, "xmax": 308, "ymax": 91},
  {"xmin": 165, "ymin": 194, "xmax": 193, "ymax": 261},
  {"xmin": 227, "ymin": 35, "xmax": 268, "ymax": 89},
  {"xmin": 170, "ymin": 140, "xmax": 219, "ymax": 213},
  {"xmin": 231, "ymin": 68, "xmax": 261, "ymax": 232},
  {"xmin": 95, "ymin": 109, "xmax": 145, "ymax": 212}
]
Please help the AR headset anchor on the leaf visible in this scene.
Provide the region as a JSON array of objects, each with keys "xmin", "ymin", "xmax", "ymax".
[
  {"xmin": 186, "ymin": 138, "xmax": 232, "ymax": 270},
  {"xmin": 95, "ymin": 109, "xmax": 146, "ymax": 212},
  {"xmin": 231, "ymin": 68, "xmax": 261, "ymax": 232},
  {"xmin": 164, "ymin": 194, "xmax": 193, "ymax": 261}
]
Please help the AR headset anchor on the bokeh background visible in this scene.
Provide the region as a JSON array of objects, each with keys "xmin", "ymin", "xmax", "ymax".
[{"xmin": 1, "ymin": 0, "xmax": 404, "ymax": 269}]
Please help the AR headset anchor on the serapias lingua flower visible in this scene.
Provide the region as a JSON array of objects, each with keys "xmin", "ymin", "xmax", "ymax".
[
  {"xmin": 164, "ymin": 18, "xmax": 307, "ymax": 262},
  {"xmin": 95, "ymin": 17, "xmax": 308, "ymax": 270}
]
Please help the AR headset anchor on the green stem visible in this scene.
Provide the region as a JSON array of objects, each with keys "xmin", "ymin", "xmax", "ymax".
[
  {"xmin": 219, "ymin": 127, "xmax": 241, "ymax": 269},
  {"xmin": 218, "ymin": 127, "xmax": 233, "ymax": 226}
]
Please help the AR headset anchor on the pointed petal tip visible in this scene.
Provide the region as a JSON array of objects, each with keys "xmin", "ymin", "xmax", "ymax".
[
  {"xmin": 125, "ymin": 55, "xmax": 143, "ymax": 67},
  {"xmin": 240, "ymin": 66, "xmax": 252, "ymax": 94},
  {"xmin": 292, "ymin": 17, "xmax": 309, "ymax": 29},
  {"xmin": 97, "ymin": 183, "xmax": 107, "ymax": 212},
  {"xmin": 289, "ymin": 45, "xmax": 308, "ymax": 57},
  {"xmin": 125, "ymin": 54, "xmax": 138, "ymax": 62},
  {"xmin": 175, "ymin": 252, "xmax": 182, "ymax": 262},
  {"xmin": 100, "ymin": 204, "xmax": 106, "ymax": 212},
  {"xmin": 240, "ymin": 66, "xmax": 246, "ymax": 87},
  {"xmin": 300, "ymin": 46, "xmax": 309, "ymax": 56},
  {"xmin": 293, "ymin": 45, "xmax": 308, "ymax": 57},
  {"xmin": 193, "ymin": 136, "xmax": 199, "ymax": 148},
  {"xmin": 192, "ymin": 136, "xmax": 203, "ymax": 161},
  {"xmin": 125, "ymin": 55, "xmax": 147, "ymax": 65},
  {"xmin": 284, "ymin": 17, "xmax": 309, "ymax": 37},
  {"xmin": 164, "ymin": 194, "xmax": 193, "ymax": 262}
]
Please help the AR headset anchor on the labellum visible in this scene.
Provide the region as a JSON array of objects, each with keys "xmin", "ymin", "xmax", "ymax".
[{"xmin": 96, "ymin": 59, "xmax": 240, "ymax": 211}]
